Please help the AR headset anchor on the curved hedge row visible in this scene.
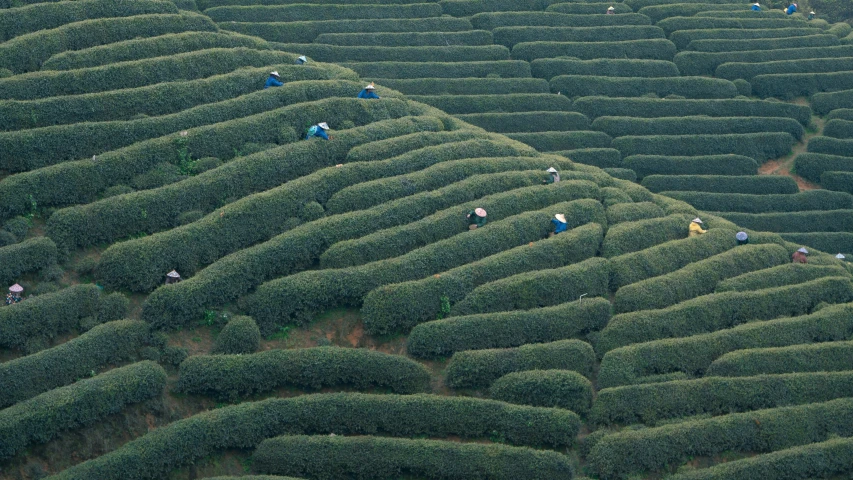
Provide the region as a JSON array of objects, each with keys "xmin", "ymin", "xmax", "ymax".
[
  {"xmin": 780, "ymin": 232, "xmax": 853, "ymax": 254},
  {"xmin": 177, "ymin": 347, "xmax": 430, "ymax": 399},
  {"xmin": 713, "ymin": 210, "xmax": 853, "ymax": 233},
  {"xmin": 593, "ymin": 371, "xmax": 853, "ymax": 426},
  {"xmin": 0, "ymin": 12, "xmax": 218, "ymax": 73},
  {"xmin": 662, "ymin": 190, "xmax": 853, "ymax": 213},
  {"xmin": 0, "ymin": 0, "xmax": 178, "ymax": 42},
  {"xmin": 445, "ymin": 339, "xmax": 596, "ymax": 388},
  {"xmin": 823, "ymin": 171, "xmax": 853, "ymax": 194},
  {"xmin": 314, "ymin": 30, "xmax": 493, "ymax": 46},
  {"xmin": 0, "ymin": 63, "xmax": 351, "ymax": 131},
  {"xmin": 358, "ymin": 222, "xmax": 604, "ymax": 335},
  {"xmin": 249, "ymin": 208, "xmax": 602, "ymax": 331},
  {"xmin": 708, "ymin": 340, "xmax": 853, "ymax": 377},
  {"xmin": 47, "ymin": 100, "xmax": 422, "ymax": 249},
  {"xmin": 670, "ymin": 27, "xmax": 826, "ymax": 50},
  {"xmin": 611, "ymin": 228, "xmax": 737, "ymax": 289},
  {"xmin": 451, "ymin": 257, "xmax": 609, "ymax": 315},
  {"xmin": 824, "ymin": 119, "xmax": 853, "ymax": 139},
  {"xmin": 716, "ymin": 57, "xmax": 853, "ymax": 82},
  {"xmin": 637, "ymin": 3, "xmax": 751, "ymax": 23},
  {"xmin": 407, "ymin": 297, "xmax": 612, "ymax": 359},
  {"xmin": 675, "ymin": 45, "xmax": 853, "ymax": 76},
  {"xmin": 597, "ymin": 276, "xmax": 853, "ymax": 353},
  {"xmin": 0, "ymin": 47, "xmax": 298, "ymax": 101},
  {"xmin": 50, "ymin": 393, "xmax": 581, "ymax": 480},
  {"xmin": 588, "ymin": 397, "xmax": 853, "ymax": 479},
  {"xmin": 470, "ymin": 11, "xmax": 652, "ymax": 29},
  {"xmin": 601, "ymin": 214, "xmax": 690, "ymax": 258},
  {"xmin": 494, "ymin": 25, "xmax": 665, "ymax": 49},
  {"xmin": 642, "ymin": 174, "xmax": 799, "ymax": 194},
  {"xmin": 409, "ymin": 93, "xmax": 573, "ymax": 114},
  {"xmin": 322, "ymin": 177, "xmax": 596, "ymax": 267},
  {"xmin": 218, "ymin": 17, "xmax": 474, "ymax": 44},
  {"xmin": 717, "ymin": 263, "xmax": 849, "ymax": 292},
  {"xmin": 612, "ymin": 133, "xmax": 794, "ymax": 162},
  {"xmin": 606, "ymin": 201, "xmax": 665, "ymax": 223},
  {"xmin": 512, "ymin": 39, "xmax": 677, "ymax": 62},
  {"xmin": 689, "ymin": 34, "xmax": 839, "ymax": 53},
  {"xmin": 557, "ymin": 148, "xmax": 623, "ymax": 168},
  {"xmin": 41, "ymin": 31, "xmax": 269, "ymax": 70},
  {"xmin": 813, "ymin": 88, "xmax": 853, "ymax": 115},
  {"xmin": 667, "ymin": 436, "xmax": 853, "ymax": 480},
  {"xmin": 206, "ymin": 3, "xmax": 441, "ymax": 22},
  {"xmin": 598, "ymin": 302, "xmax": 853, "ymax": 387},
  {"xmin": 270, "ymin": 43, "xmax": 510, "ymax": 63},
  {"xmin": 623, "ymin": 154, "xmax": 758, "ymax": 179},
  {"xmin": 657, "ymin": 17, "xmax": 807, "ymax": 36},
  {"xmin": 0, "ymin": 361, "xmax": 166, "ymax": 461},
  {"xmin": 808, "ymin": 136, "xmax": 853, "ymax": 157},
  {"xmin": 490, "ymin": 369, "xmax": 592, "ymax": 414},
  {"xmin": 0, "ymin": 320, "xmax": 149, "ymax": 409},
  {"xmin": 324, "ymin": 155, "xmax": 575, "ymax": 215},
  {"xmin": 551, "ymin": 75, "xmax": 736, "ymax": 99},
  {"xmin": 613, "ymin": 244, "xmax": 790, "ymax": 313},
  {"xmin": 0, "ymin": 236, "xmax": 57, "ymax": 285},
  {"xmin": 2, "ymin": 80, "xmax": 381, "ymax": 173},
  {"xmin": 752, "ymin": 71, "xmax": 853, "ymax": 99},
  {"xmin": 546, "ymin": 2, "xmax": 633, "ymax": 14},
  {"xmin": 506, "ymin": 131, "xmax": 612, "ymax": 151},
  {"xmin": 342, "ymin": 60, "xmax": 530, "ymax": 79},
  {"xmin": 253, "ymin": 435, "xmax": 574, "ymax": 480},
  {"xmin": 454, "ymin": 112, "xmax": 590, "ymax": 133},
  {"xmin": 694, "ymin": 9, "xmax": 792, "ymax": 18},
  {"xmin": 139, "ymin": 168, "xmax": 558, "ymax": 328},
  {"xmin": 794, "ymin": 153, "xmax": 853, "ymax": 182},
  {"xmin": 371, "ymin": 77, "xmax": 550, "ymax": 95},
  {"xmin": 533, "ymin": 59, "xmax": 663, "ymax": 81},
  {"xmin": 572, "ymin": 96, "xmax": 812, "ymax": 125},
  {"xmin": 625, "ymin": 0, "xmax": 741, "ymax": 8},
  {"xmin": 593, "ymin": 116, "xmax": 804, "ymax": 140}
]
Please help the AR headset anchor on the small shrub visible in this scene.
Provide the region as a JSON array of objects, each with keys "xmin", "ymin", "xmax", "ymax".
[
  {"xmin": 490, "ymin": 369, "xmax": 593, "ymax": 414},
  {"xmin": 212, "ymin": 316, "xmax": 260, "ymax": 355}
]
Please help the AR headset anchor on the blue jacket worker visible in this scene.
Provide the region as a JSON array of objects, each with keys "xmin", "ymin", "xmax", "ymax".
[
  {"xmin": 550, "ymin": 213, "xmax": 567, "ymax": 237},
  {"xmin": 786, "ymin": 3, "xmax": 797, "ymax": 14},
  {"xmin": 808, "ymin": 10, "xmax": 815, "ymax": 20},
  {"xmin": 264, "ymin": 71, "xmax": 283, "ymax": 89},
  {"xmin": 736, "ymin": 231, "xmax": 749, "ymax": 245},
  {"xmin": 295, "ymin": 55, "xmax": 307, "ymax": 65},
  {"xmin": 751, "ymin": 2, "xmax": 761, "ymax": 11},
  {"xmin": 306, "ymin": 122, "xmax": 330, "ymax": 140},
  {"xmin": 358, "ymin": 83, "xmax": 380, "ymax": 99}
]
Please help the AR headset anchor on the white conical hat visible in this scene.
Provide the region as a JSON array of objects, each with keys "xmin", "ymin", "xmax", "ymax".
[
  {"xmin": 753, "ymin": 2, "xmax": 759, "ymax": 5},
  {"xmin": 8, "ymin": 283, "xmax": 22, "ymax": 293},
  {"xmin": 608, "ymin": 6, "xmax": 615, "ymax": 9},
  {"xmin": 555, "ymin": 213, "xmax": 566, "ymax": 223},
  {"xmin": 318, "ymin": 122, "xmax": 329, "ymax": 129},
  {"xmin": 547, "ymin": 167, "xmax": 558, "ymax": 173},
  {"xmin": 475, "ymin": 208, "xmax": 487, "ymax": 217},
  {"xmin": 298, "ymin": 56, "xmax": 307, "ymax": 62},
  {"xmin": 166, "ymin": 270, "xmax": 181, "ymax": 278},
  {"xmin": 270, "ymin": 71, "xmax": 279, "ymax": 77},
  {"xmin": 836, "ymin": 253, "xmax": 846, "ymax": 259},
  {"xmin": 736, "ymin": 231, "xmax": 748, "ymax": 241},
  {"xmin": 365, "ymin": 83, "xmax": 375, "ymax": 90},
  {"xmin": 798, "ymin": 247, "xmax": 808, "ymax": 254},
  {"xmin": 692, "ymin": 218, "xmax": 702, "ymax": 224}
]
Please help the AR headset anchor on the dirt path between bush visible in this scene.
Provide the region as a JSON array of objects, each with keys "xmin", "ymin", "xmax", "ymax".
[{"xmin": 758, "ymin": 100, "xmax": 823, "ymax": 192}]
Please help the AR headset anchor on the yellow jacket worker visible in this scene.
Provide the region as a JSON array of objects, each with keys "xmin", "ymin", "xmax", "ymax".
[{"xmin": 688, "ymin": 217, "xmax": 706, "ymax": 237}]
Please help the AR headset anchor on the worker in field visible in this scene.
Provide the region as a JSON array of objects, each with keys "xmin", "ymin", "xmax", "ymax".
[
  {"xmin": 786, "ymin": 3, "xmax": 797, "ymax": 15},
  {"xmin": 736, "ymin": 231, "xmax": 749, "ymax": 245},
  {"xmin": 792, "ymin": 247, "xmax": 808, "ymax": 263},
  {"xmin": 606, "ymin": 6, "xmax": 615, "ymax": 14},
  {"xmin": 544, "ymin": 167, "xmax": 561, "ymax": 184},
  {"xmin": 751, "ymin": 2, "xmax": 761, "ymax": 11},
  {"xmin": 836, "ymin": 253, "xmax": 846, "ymax": 261},
  {"xmin": 466, "ymin": 208, "xmax": 487, "ymax": 230},
  {"xmin": 264, "ymin": 71, "xmax": 283, "ymax": 89},
  {"xmin": 358, "ymin": 83, "xmax": 380, "ymax": 99},
  {"xmin": 306, "ymin": 122, "xmax": 331, "ymax": 140},
  {"xmin": 808, "ymin": 10, "xmax": 815, "ymax": 20},
  {"xmin": 550, "ymin": 213, "xmax": 568, "ymax": 237},
  {"xmin": 688, "ymin": 217, "xmax": 706, "ymax": 237},
  {"xmin": 165, "ymin": 270, "xmax": 182, "ymax": 285},
  {"xmin": 295, "ymin": 55, "xmax": 307, "ymax": 65}
]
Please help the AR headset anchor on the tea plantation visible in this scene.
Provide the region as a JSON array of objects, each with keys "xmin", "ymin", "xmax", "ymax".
[{"xmin": 1, "ymin": 0, "xmax": 853, "ymax": 478}]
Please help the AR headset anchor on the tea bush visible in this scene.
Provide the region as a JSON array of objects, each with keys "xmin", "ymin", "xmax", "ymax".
[
  {"xmin": 342, "ymin": 60, "xmax": 530, "ymax": 78},
  {"xmin": 372, "ymin": 77, "xmax": 550, "ymax": 95},
  {"xmin": 822, "ymin": 171, "xmax": 853, "ymax": 194},
  {"xmin": 752, "ymin": 71, "xmax": 853, "ymax": 99},
  {"xmin": 572, "ymin": 96, "xmax": 811, "ymax": 124},
  {"xmin": 0, "ymin": 237, "xmax": 57, "ymax": 284},
  {"xmin": 623, "ymin": 154, "xmax": 758, "ymax": 179},
  {"xmin": 220, "ymin": 17, "xmax": 474, "ymax": 43},
  {"xmin": 495, "ymin": 26, "xmax": 665, "ymax": 49},
  {"xmin": 717, "ymin": 263, "xmax": 849, "ymax": 292},
  {"xmin": 657, "ymin": 17, "xmax": 807, "ymax": 36},
  {"xmin": 314, "ymin": 30, "xmax": 493, "ymax": 46},
  {"xmin": 530, "ymin": 58, "xmax": 678, "ymax": 80},
  {"xmin": 408, "ymin": 93, "xmax": 573, "ymax": 113},
  {"xmin": 512, "ymin": 39, "xmax": 677, "ymax": 61},
  {"xmin": 556, "ymin": 148, "xmax": 622, "ymax": 168},
  {"xmin": 824, "ymin": 119, "xmax": 853, "ymax": 139},
  {"xmin": 780, "ymin": 232, "xmax": 853, "ymax": 254},
  {"xmin": 714, "ymin": 210, "xmax": 853, "ymax": 233},
  {"xmin": 547, "ymin": 2, "xmax": 633, "ymax": 14},
  {"xmin": 662, "ymin": 190, "xmax": 853, "ymax": 213},
  {"xmin": 612, "ymin": 133, "xmax": 795, "ymax": 162},
  {"xmin": 813, "ymin": 88, "xmax": 853, "ymax": 114},
  {"xmin": 506, "ymin": 131, "xmax": 612, "ymax": 151},
  {"xmin": 205, "ymin": 3, "xmax": 442, "ymax": 22},
  {"xmin": 642, "ymin": 174, "xmax": 799, "ymax": 194},
  {"xmin": 689, "ymin": 34, "xmax": 839, "ymax": 53},
  {"xmin": 795, "ymin": 152, "xmax": 853, "ymax": 182},
  {"xmin": 593, "ymin": 116, "xmax": 804, "ymax": 139},
  {"xmin": 471, "ymin": 11, "xmax": 651, "ymax": 29},
  {"xmin": 455, "ymin": 112, "xmax": 590, "ymax": 133},
  {"xmin": 601, "ymin": 214, "xmax": 690, "ymax": 257},
  {"xmin": 606, "ymin": 201, "xmax": 665, "ymax": 223},
  {"xmin": 675, "ymin": 45, "xmax": 853, "ymax": 76},
  {"xmin": 716, "ymin": 57, "xmax": 853, "ymax": 82},
  {"xmin": 212, "ymin": 316, "xmax": 260, "ymax": 355},
  {"xmin": 670, "ymin": 27, "xmax": 826, "ymax": 49},
  {"xmin": 708, "ymin": 340, "xmax": 853, "ymax": 377},
  {"xmin": 638, "ymin": 3, "xmax": 752, "ymax": 23},
  {"xmin": 490, "ymin": 370, "xmax": 593, "ymax": 415},
  {"xmin": 269, "ymin": 43, "xmax": 510, "ymax": 62}
]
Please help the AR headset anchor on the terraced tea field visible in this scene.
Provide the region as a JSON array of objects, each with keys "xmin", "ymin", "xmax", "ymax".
[{"xmin": 1, "ymin": 0, "xmax": 853, "ymax": 478}]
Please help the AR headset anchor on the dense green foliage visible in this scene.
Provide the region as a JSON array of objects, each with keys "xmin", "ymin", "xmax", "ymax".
[
  {"xmin": 530, "ymin": 58, "xmax": 678, "ymax": 80},
  {"xmin": 824, "ymin": 119, "xmax": 853, "ymax": 138},
  {"xmin": 606, "ymin": 201, "xmax": 665, "ymax": 223},
  {"xmin": 0, "ymin": 284, "xmax": 101, "ymax": 350},
  {"xmin": 612, "ymin": 133, "xmax": 794, "ymax": 162},
  {"xmin": 780, "ymin": 232, "xmax": 853, "ymax": 254},
  {"xmin": 506, "ymin": 131, "xmax": 612, "ymax": 151},
  {"xmin": 220, "ymin": 17, "xmax": 474, "ymax": 43},
  {"xmin": 657, "ymin": 17, "xmax": 808, "ymax": 36},
  {"xmin": 512, "ymin": 39, "xmax": 677, "ymax": 62},
  {"xmin": 178, "ymin": 347, "xmax": 431, "ymax": 399},
  {"xmin": 675, "ymin": 45, "xmax": 853, "ymax": 76},
  {"xmin": 205, "ymin": 3, "xmax": 442, "ymax": 22},
  {"xmin": 490, "ymin": 369, "xmax": 593, "ymax": 414},
  {"xmin": 52, "ymin": 393, "xmax": 580, "ymax": 479},
  {"xmin": 664, "ymin": 190, "xmax": 853, "ymax": 213},
  {"xmin": 593, "ymin": 371, "xmax": 853, "ymax": 426},
  {"xmin": 708, "ymin": 340, "xmax": 853, "ymax": 377},
  {"xmin": 601, "ymin": 214, "xmax": 690, "ymax": 258},
  {"xmin": 717, "ymin": 263, "xmax": 849, "ymax": 292},
  {"xmin": 315, "ymin": 30, "xmax": 494, "ymax": 47},
  {"xmin": 212, "ymin": 316, "xmax": 260, "ymax": 355},
  {"xmin": 752, "ymin": 71, "xmax": 853, "ymax": 99},
  {"xmin": 813, "ymin": 88, "xmax": 853, "ymax": 114},
  {"xmin": 716, "ymin": 57, "xmax": 853, "ymax": 82},
  {"xmin": 598, "ymin": 303, "xmax": 853, "ymax": 387},
  {"xmin": 271, "ymin": 43, "xmax": 511, "ymax": 62},
  {"xmin": 822, "ymin": 171, "xmax": 853, "ymax": 194},
  {"xmin": 795, "ymin": 152, "xmax": 853, "ymax": 182},
  {"xmin": 409, "ymin": 93, "xmax": 573, "ymax": 113},
  {"xmin": 642, "ymin": 174, "xmax": 799, "ymax": 194},
  {"xmin": 0, "ymin": 237, "xmax": 57, "ymax": 284},
  {"xmin": 0, "ymin": 361, "xmax": 166, "ymax": 461},
  {"xmin": 495, "ymin": 26, "xmax": 664, "ymax": 49},
  {"xmin": 470, "ymin": 11, "xmax": 652, "ymax": 30},
  {"xmin": 552, "ymin": 75, "xmax": 737, "ymax": 99},
  {"xmin": 714, "ymin": 210, "xmax": 853, "ymax": 233},
  {"xmin": 623, "ymin": 154, "xmax": 757, "ymax": 179},
  {"xmin": 637, "ymin": 3, "xmax": 752, "ymax": 23},
  {"xmin": 455, "ymin": 112, "xmax": 589, "ymax": 133},
  {"xmin": 669, "ymin": 27, "xmax": 828, "ymax": 50},
  {"xmin": 689, "ymin": 34, "xmax": 839, "ymax": 53},
  {"xmin": 407, "ymin": 297, "xmax": 611, "ymax": 358},
  {"xmin": 342, "ymin": 60, "xmax": 531, "ymax": 78},
  {"xmin": 594, "ymin": 116, "xmax": 804, "ymax": 139},
  {"xmin": 0, "ymin": 320, "xmax": 149, "ymax": 408},
  {"xmin": 557, "ymin": 148, "xmax": 623, "ymax": 168},
  {"xmin": 372, "ymin": 77, "xmax": 550, "ymax": 95},
  {"xmin": 253, "ymin": 435, "xmax": 574, "ymax": 480}
]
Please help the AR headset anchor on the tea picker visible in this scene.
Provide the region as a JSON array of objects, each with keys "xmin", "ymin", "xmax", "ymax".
[
  {"xmin": 466, "ymin": 208, "xmax": 487, "ymax": 230},
  {"xmin": 295, "ymin": 55, "xmax": 307, "ymax": 65},
  {"xmin": 544, "ymin": 167, "xmax": 560, "ymax": 184},
  {"xmin": 264, "ymin": 71, "xmax": 283, "ymax": 89},
  {"xmin": 792, "ymin": 247, "xmax": 808, "ymax": 264},
  {"xmin": 736, "ymin": 231, "xmax": 749, "ymax": 245},
  {"xmin": 551, "ymin": 213, "xmax": 567, "ymax": 237},
  {"xmin": 688, "ymin": 217, "xmax": 706, "ymax": 237},
  {"xmin": 358, "ymin": 83, "xmax": 380, "ymax": 99},
  {"xmin": 306, "ymin": 122, "xmax": 331, "ymax": 140}
]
